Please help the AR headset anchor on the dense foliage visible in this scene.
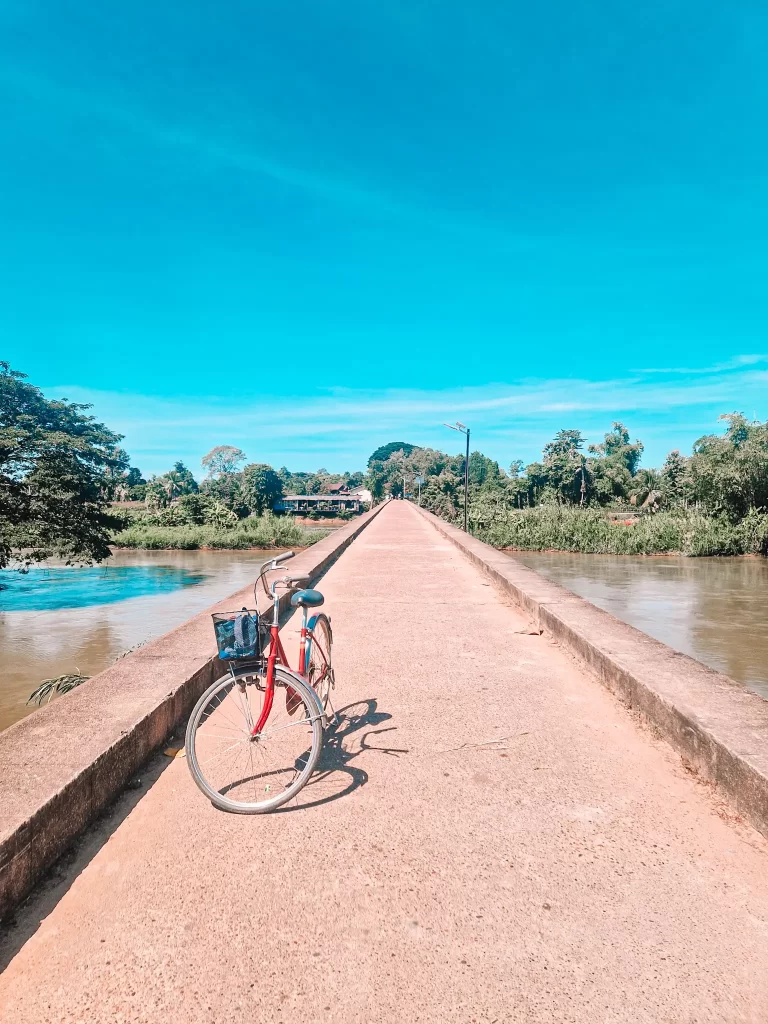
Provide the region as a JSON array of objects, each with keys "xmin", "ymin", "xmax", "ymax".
[
  {"xmin": 145, "ymin": 461, "xmax": 198, "ymax": 507},
  {"xmin": 7, "ymin": 359, "xmax": 764, "ymax": 563},
  {"xmin": 368, "ymin": 415, "xmax": 768, "ymax": 556},
  {"xmin": 277, "ymin": 467, "xmax": 364, "ymax": 495},
  {"xmin": 112, "ymin": 512, "xmax": 325, "ymax": 550},
  {"xmin": 0, "ymin": 362, "xmax": 128, "ymax": 567},
  {"xmin": 687, "ymin": 414, "xmax": 768, "ymax": 518},
  {"xmin": 367, "ymin": 441, "xmax": 417, "ymax": 467},
  {"xmin": 471, "ymin": 502, "xmax": 768, "ymax": 556}
]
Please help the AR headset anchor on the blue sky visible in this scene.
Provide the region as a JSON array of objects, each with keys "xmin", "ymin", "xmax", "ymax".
[{"xmin": 2, "ymin": 2, "xmax": 767, "ymax": 476}]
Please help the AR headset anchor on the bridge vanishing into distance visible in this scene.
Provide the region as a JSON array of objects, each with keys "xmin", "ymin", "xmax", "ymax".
[{"xmin": 2, "ymin": 500, "xmax": 768, "ymax": 1022}]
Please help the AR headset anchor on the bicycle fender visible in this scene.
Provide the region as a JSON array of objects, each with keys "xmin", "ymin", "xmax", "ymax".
[{"xmin": 275, "ymin": 664, "xmax": 328, "ymax": 729}]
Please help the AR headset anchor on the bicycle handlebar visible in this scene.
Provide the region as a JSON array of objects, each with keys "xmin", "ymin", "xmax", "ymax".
[
  {"xmin": 256, "ymin": 550, "xmax": 297, "ymax": 603},
  {"xmin": 257, "ymin": 550, "xmax": 295, "ymax": 575}
]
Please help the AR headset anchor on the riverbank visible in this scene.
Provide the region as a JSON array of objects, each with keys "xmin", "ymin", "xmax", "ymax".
[{"xmin": 471, "ymin": 504, "xmax": 768, "ymax": 557}]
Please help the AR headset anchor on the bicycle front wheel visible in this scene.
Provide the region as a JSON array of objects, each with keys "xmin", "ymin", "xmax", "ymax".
[{"xmin": 185, "ymin": 667, "xmax": 324, "ymax": 813}]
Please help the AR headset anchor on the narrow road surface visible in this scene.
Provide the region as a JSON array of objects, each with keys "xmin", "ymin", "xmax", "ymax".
[{"xmin": 3, "ymin": 502, "xmax": 768, "ymax": 1023}]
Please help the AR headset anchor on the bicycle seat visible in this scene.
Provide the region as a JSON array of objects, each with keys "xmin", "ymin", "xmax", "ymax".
[{"xmin": 290, "ymin": 589, "xmax": 324, "ymax": 608}]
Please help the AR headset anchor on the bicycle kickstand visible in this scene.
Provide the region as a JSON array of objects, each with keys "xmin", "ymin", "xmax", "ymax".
[{"xmin": 324, "ymin": 692, "xmax": 341, "ymax": 729}]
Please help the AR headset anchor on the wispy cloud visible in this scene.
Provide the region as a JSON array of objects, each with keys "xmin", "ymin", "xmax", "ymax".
[
  {"xmin": 45, "ymin": 358, "xmax": 768, "ymax": 475},
  {"xmin": 633, "ymin": 354, "xmax": 768, "ymax": 375},
  {"xmin": 0, "ymin": 63, "xmax": 563, "ymax": 252},
  {"xmin": 0, "ymin": 65, "xmax": 406, "ymax": 217}
]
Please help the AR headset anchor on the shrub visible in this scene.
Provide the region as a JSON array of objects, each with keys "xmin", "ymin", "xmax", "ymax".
[
  {"xmin": 471, "ymin": 503, "xmax": 768, "ymax": 557},
  {"xmin": 111, "ymin": 513, "xmax": 327, "ymax": 550}
]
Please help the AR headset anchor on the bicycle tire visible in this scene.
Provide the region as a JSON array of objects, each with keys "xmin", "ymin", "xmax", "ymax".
[
  {"xmin": 185, "ymin": 667, "xmax": 324, "ymax": 814},
  {"xmin": 306, "ymin": 613, "xmax": 333, "ymax": 710}
]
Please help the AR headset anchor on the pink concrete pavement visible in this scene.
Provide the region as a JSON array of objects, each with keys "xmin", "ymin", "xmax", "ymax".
[{"xmin": 2, "ymin": 500, "xmax": 768, "ymax": 1023}]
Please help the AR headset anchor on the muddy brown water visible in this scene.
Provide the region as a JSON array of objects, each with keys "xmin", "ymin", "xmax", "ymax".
[
  {"xmin": 0, "ymin": 550, "xmax": 285, "ymax": 732},
  {"xmin": 512, "ymin": 552, "xmax": 768, "ymax": 701}
]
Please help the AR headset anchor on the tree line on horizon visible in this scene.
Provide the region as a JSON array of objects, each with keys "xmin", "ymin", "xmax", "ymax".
[
  {"xmin": 112, "ymin": 445, "xmax": 367, "ymax": 527},
  {"xmin": 366, "ymin": 415, "xmax": 768, "ymax": 527},
  {"xmin": 2, "ymin": 358, "xmax": 767, "ymax": 569}
]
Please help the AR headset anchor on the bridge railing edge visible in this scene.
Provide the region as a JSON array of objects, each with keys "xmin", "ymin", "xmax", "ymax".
[
  {"xmin": 0, "ymin": 500, "xmax": 388, "ymax": 921},
  {"xmin": 412, "ymin": 502, "xmax": 768, "ymax": 841}
]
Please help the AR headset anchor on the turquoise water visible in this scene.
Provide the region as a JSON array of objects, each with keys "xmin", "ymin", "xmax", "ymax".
[
  {"xmin": 0, "ymin": 550, "xmax": 279, "ymax": 731},
  {"xmin": 0, "ymin": 565, "xmax": 208, "ymax": 612}
]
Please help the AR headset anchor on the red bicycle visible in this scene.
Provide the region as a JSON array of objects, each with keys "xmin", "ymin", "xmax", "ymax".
[{"xmin": 185, "ymin": 551, "xmax": 334, "ymax": 813}]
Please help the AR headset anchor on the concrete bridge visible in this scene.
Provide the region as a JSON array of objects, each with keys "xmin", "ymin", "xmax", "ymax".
[{"xmin": 2, "ymin": 500, "xmax": 768, "ymax": 1022}]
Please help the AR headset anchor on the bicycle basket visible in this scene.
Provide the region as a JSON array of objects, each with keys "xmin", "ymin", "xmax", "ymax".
[{"xmin": 212, "ymin": 609, "xmax": 268, "ymax": 661}]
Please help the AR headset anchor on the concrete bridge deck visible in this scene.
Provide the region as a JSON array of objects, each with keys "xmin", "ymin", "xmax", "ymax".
[{"xmin": 2, "ymin": 500, "xmax": 768, "ymax": 1022}]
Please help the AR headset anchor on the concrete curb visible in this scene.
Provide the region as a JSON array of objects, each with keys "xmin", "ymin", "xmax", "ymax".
[
  {"xmin": 0, "ymin": 504, "xmax": 385, "ymax": 919},
  {"xmin": 415, "ymin": 504, "xmax": 768, "ymax": 839}
]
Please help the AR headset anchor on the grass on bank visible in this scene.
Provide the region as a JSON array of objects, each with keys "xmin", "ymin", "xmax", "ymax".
[
  {"xmin": 111, "ymin": 514, "xmax": 329, "ymax": 550},
  {"xmin": 473, "ymin": 504, "xmax": 768, "ymax": 556}
]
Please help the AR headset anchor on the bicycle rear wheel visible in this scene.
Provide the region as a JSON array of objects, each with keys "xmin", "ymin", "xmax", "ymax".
[
  {"xmin": 306, "ymin": 613, "xmax": 333, "ymax": 710},
  {"xmin": 185, "ymin": 667, "xmax": 324, "ymax": 813}
]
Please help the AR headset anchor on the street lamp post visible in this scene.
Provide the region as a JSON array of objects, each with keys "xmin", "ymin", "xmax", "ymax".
[
  {"xmin": 398, "ymin": 454, "xmax": 408, "ymax": 500},
  {"xmin": 444, "ymin": 421, "xmax": 470, "ymax": 532},
  {"xmin": 415, "ymin": 475, "xmax": 424, "ymax": 505}
]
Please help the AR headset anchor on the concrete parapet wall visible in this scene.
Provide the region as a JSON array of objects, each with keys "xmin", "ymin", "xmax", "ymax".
[
  {"xmin": 0, "ymin": 505, "xmax": 384, "ymax": 919},
  {"xmin": 416, "ymin": 506, "xmax": 768, "ymax": 839}
]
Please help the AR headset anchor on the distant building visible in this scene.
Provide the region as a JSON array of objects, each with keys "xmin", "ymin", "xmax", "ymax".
[
  {"xmin": 347, "ymin": 485, "xmax": 372, "ymax": 505},
  {"xmin": 274, "ymin": 484, "xmax": 373, "ymax": 517},
  {"xmin": 275, "ymin": 493, "xmax": 363, "ymax": 516}
]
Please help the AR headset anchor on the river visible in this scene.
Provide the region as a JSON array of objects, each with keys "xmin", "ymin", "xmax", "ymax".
[
  {"xmin": 0, "ymin": 550, "xmax": 285, "ymax": 732},
  {"xmin": 512, "ymin": 552, "xmax": 768, "ymax": 701}
]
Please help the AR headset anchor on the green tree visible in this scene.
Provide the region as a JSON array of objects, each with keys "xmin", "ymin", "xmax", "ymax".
[
  {"xmin": 537, "ymin": 429, "xmax": 588, "ymax": 504},
  {"xmin": 367, "ymin": 441, "xmax": 417, "ymax": 467},
  {"xmin": 420, "ymin": 468, "xmax": 462, "ymax": 520},
  {"xmin": 150, "ymin": 461, "xmax": 198, "ymax": 504},
  {"xmin": 241, "ymin": 463, "xmax": 284, "ymax": 515},
  {"xmin": 167, "ymin": 461, "xmax": 198, "ymax": 495},
  {"xmin": 587, "ymin": 422, "xmax": 643, "ymax": 505},
  {"xmin": 589, "ymin": 422, "xmax": 643, "ymax": 474},
  {"xmin": 689, "ymin": 413, "xmax": 768, "ymax": 517},
  {"xmin": 630, "ymin": 467, "xmax": 662, "ymax": 506},
  {"xmin": 468, "ymin": 451, "xmax": 504, "ymax": 489},
  {"xmin": 111, "ymin": 465, "xmax": 145, "ymax": 501},
  {"xmin": 144, "ymin": 478, "xmax": 169, "ymax": 509},
  {"xmin": 175, "ymin": 492, "xmax": 238, "ymax": 526},
  {"xmin": 365, "ymin": 465, "xmax": 387, "ymax": 503},
  {"xmin": 201, "ymin": 445, "xmax": 247, "ymax": 478},
  {"xmin": 199, "ymin": 470, "xmax": 248, "ymax": 516},
  {"xmin": 0, "ymin": 362, "xmax": 127, "ymax": 568},
  {"xmin": 660, "ymin": 450, "xmax": 690, "ymax": 505},
  {"xmin": 177, "ymin": 493, "xmax": 206, "ymax": 524}
]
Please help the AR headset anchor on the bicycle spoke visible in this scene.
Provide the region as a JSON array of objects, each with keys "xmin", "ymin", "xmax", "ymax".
[{"xmin": 188, "ymin": 670, "xmax": 321, "ymax": 811}]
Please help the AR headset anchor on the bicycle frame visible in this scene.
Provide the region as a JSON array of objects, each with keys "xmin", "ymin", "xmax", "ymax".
[{"xmin": 247, "ymin": 558, "xmax": 330, "ymax": 737}]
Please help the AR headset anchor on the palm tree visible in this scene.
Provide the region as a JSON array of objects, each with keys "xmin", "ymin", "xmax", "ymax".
[{"xmin": 631, "ymin": 468, "xmax": 661, "ymax": 506}]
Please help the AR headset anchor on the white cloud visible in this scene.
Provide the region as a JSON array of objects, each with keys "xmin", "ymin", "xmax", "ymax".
[{"xmin": 44, "ymin": 358, "xmax": 768, "ymax": 475}]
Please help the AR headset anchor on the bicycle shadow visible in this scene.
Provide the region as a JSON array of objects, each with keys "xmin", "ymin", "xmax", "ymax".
[{"xmin": 277, "ymin": 697, "xmax": 408, "ymax": 812}]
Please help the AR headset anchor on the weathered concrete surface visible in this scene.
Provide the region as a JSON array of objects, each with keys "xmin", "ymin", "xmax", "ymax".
[
  {"xmin": 2, "ymin": 500, "xmax": 768, "ymax": 1023},
  {"xmin": 0, "ymin": 505, "xmax": 384, "ymax": 921},
  {"xmin": 417, "ymin": 506, "xmax": 768, "ymax": 840}
]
